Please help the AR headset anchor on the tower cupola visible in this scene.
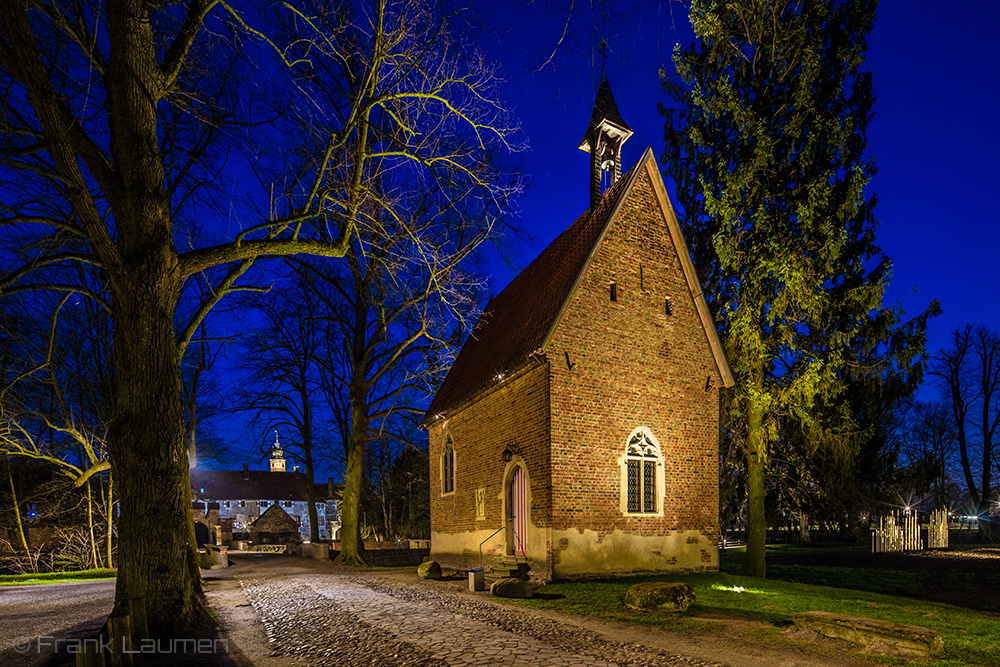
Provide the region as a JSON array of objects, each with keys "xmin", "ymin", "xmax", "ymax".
[
  {"xmin": 579, "ymin": 70, "xmax": 633, "ymax": 210},
  {"xmin": 269, "ymin": 431, "xmax": 286, "ymax": 473}
]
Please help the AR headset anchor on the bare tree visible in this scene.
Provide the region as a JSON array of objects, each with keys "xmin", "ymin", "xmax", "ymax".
[
  {"xmin": 930, "ymin": 324, "xmax": 1000, "ymax": 536},
  {"xmin": 1, "ymin": 295, "xmax": 114, "ymax": 570},
  {"xmin": 900, "ymin": 400, "xmax": 960, "ymax": 509},
  {"xmin": 230, "ymin": 276, "xmax": 332, "ymax": 542},
  {"xmin": 0, "ymin": 0, "xmax": 520, "ymax": 631}
]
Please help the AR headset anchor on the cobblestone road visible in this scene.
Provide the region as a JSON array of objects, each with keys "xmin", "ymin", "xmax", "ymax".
[{"xmin": 230, "ymin": 555, "xmax": 726, "ymax": 667}]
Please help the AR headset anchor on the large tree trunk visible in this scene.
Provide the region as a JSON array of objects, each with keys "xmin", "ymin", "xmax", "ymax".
[
  {"xmin": 742, "ymin": 399, "xmax": 767, "ymax": 578},
  {"xmin": 335, "ymin": 406, "xmax": 368, "ymax": 566},
  {"xmin": 107, "ymin": 278, "xmax": 202, "ymax": 634},
  {"xmin": 100, "ymin": 0, "xmax": 202, "ymax": 634},
  {"xmin": 797, "ymin": 511, "xmax": 811, "ymax": 543}
]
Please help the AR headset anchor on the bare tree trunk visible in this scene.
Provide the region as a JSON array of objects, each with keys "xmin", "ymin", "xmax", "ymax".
[
  {"xmin": 300, "ymin": 392, "xmax": 320, "ymax": 543},
  {"xmin": 6, "ymin": 459, "xmax": 33, "ymax": 572},
  {"xmin": 335, "ymin": 396, "xmax": 369, "ymax": 566},
  {"xmin": 742, "ymin": 397, "xmax": 767, "ymax": 578},
  {"xmin": 106, "ymin": 475, "xmax": 115, "ymax": 569},
  {"xmin": 798, "ymin": 511, "xmax": 811, "ymax": 543},
  {"xmin": 106, "ymin": 274, "xmax": 200, "ymax": 632},
  {"xmin": 87, "ymin": 480, "xmax": 98, "ymax": 570}
]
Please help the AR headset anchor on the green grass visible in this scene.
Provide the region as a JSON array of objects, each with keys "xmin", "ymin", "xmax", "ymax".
[
  {"xmin": 502, "ymin": 557, "xmax": 1000, "ymax": 667},
  {"xmin": 0, "ymin": 568, "xmax": 116, "ymax": 586}
]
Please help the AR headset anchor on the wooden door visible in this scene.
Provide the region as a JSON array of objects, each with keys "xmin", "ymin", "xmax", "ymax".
[{"xmin": 508, "ymin": 466, "xmax": 527, "ymax": 557}]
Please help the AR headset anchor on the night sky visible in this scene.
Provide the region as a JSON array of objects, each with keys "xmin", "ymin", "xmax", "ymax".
[
  {"xmin": 481, "ymin": 0, "xmax": 1000, "ymax": 402},
  {"xmin": 220, "ymin": 1, "xmax": 999, "ymax": 470}
]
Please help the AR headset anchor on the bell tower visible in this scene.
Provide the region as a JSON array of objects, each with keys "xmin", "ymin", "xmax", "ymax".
[
  {"xmin": 579, "ymin": 68, "xmax": 633, "ymax": 210},
  {"xmin": 269, "ymin": 431, "xmax": 287, "ymax": 473}
]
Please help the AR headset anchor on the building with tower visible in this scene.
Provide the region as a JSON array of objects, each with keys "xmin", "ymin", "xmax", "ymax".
[
  {"xmin": 421, "ymin": 73, "xmax": 733, "ymax": 581},
  {"xmin": 190, "ymin": 433, "xmax": 341, "ymax": 546}
]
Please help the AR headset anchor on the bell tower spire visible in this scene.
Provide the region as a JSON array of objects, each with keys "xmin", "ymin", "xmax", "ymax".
[
  {"xmin": 269, "ymin": 430, "xmax": 286, "ymax": 473},
  {"xmin": 579, "ymin": 64, "xmax": 633, "ymax": 210}
]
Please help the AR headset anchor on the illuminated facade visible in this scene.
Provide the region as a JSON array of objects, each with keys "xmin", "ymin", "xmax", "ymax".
[
  {"xmin": 422, "ymin": 77, "xmax": 733, "ymax": 581},
  {"xmin": 191, "ymin": 441, "xmax": 341, "ymax": 545}
]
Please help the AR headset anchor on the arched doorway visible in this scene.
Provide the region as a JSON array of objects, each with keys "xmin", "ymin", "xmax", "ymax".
[
  {"xmin": 506, "ymin": 465, "xmax": 527, "ymax": 556},
  {"xmin": 194, "ymin": 522, "xmax": 210, "ymax": 547}
]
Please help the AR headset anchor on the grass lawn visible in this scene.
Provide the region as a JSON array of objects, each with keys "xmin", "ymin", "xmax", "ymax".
[
  {"xmin": 0, "ymin": 568, "xmax": 116, "ymax": 586},
  {"xmin": 501, "ymin": 546, "xmax": 1000, "ymax": 667}
]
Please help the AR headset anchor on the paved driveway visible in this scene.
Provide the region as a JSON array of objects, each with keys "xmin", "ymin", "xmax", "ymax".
[{"xmin": 0, "ymin": 578, "xmax": 114, "ymax": 667}]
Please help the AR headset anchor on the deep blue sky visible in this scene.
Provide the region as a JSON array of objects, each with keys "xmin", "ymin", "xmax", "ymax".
[
  {"xmin": 221, "ymin": 1, "xmax": 998, "ymax": 473},
  {"xmin": 481, "ymin": 0, "xmax": 1000, "ymax": 403}
]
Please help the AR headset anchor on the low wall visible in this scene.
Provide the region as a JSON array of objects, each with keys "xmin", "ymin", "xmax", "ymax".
[{"xmin": 328, "ymin": 547, "xmax": 430, "ymax": 567}]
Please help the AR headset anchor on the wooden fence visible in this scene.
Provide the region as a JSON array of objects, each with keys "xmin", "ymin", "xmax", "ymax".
[{"xmin": 871, "ymin": 511, "xmax": 920, "ymax": 552}]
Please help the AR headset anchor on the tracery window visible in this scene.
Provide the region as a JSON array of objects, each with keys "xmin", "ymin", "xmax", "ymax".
[{"xmin": 621, "ymin": 429, "xmax": 663, "ymax": 515}]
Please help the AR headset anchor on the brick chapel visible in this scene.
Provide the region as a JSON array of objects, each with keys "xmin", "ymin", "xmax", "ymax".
[{"xmin": 421, "ymin": 73, "xmax": 733, "ymax": 581}]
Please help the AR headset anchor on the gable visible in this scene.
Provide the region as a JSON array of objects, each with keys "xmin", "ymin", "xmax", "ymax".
[
  {"xmin": 251, "ymin": 504, "xmax": 299, "ymax": 532},
  {"xmin": 423, "ymin": 147, "xmax": 732, "ymax": 423}
]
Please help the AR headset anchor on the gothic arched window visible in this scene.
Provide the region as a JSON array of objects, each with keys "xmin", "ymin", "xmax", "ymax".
[{"xmin": 620, "ymin": 428, "xmax": 663, "ymax": 515}]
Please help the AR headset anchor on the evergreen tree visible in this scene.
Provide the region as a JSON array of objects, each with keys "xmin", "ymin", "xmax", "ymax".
[{"xmin": 662, "ymin": 0, "xmax": 917, "ymax": 576}]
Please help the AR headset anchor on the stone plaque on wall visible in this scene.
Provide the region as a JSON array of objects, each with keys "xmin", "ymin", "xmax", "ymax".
[{"xmin": 476, "ymin": 488, "xmax": 486, "ymax": 520}]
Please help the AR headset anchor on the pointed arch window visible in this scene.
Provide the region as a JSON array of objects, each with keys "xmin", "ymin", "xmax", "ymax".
[
  {"xmin": 620, "ymin": 428, "xmax": 664, "ymax": 515},
  {"xmin": 442, "ymin": 436, "xmax": 455, "ymax": 495}
]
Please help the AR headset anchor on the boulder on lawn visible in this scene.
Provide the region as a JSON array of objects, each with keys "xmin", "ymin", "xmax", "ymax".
[
  {"xmin": 490, "ymin": 577, "xmax": 534, "ymax": 598},
  {"xmin": 417, "ymin": 560, "xmax": 442, "ymax": 580},
  {"xmin": 624, "ymin": 582, "xmax": 695, "ymax": 612}
]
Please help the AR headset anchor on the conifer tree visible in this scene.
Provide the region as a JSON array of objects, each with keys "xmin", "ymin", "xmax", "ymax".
[{"xmin": 662, "ymin": 0, "xmax": 920, "ymax": 576}]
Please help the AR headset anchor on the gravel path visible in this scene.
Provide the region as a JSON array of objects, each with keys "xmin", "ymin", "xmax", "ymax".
[{"xmin": 224, "ymin": 555, "xmax": 725, "ymax": 667}]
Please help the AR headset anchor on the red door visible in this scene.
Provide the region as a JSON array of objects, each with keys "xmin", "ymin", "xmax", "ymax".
[{"xmin": 509, "ymin": 466, "xmax": 527, "ymax": 556}]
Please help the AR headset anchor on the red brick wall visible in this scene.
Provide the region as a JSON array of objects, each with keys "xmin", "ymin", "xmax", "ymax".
[
  {"xmin": 428, "ymin": 360, "xmax": 551, "ymax": 554},
  {"xmin": 547, "ymin": 171, "xmax": 720, "ymax": 543}
]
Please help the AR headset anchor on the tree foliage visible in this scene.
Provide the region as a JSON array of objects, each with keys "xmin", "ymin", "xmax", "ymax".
[{"xmin": 662, "ymin": 0, "xmax": 936, "ymax": 575}]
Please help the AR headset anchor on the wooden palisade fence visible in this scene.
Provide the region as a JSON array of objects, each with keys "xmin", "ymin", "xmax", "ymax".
[
  {"xmin": 928, "ymin": 508, "xmax": 949, "ymax": 549},
  {"xmin": 871, "ymin": 509, "xmax": 950, "ymax": 553},
  {"xmin": 871, "ymin": 511, "xmax": 920, "ymax": 553}
]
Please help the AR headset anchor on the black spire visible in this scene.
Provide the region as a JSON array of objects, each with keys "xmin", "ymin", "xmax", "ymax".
[{"xmin": 579, "ymin": 69, "xmax": 633, "ymax": 209}]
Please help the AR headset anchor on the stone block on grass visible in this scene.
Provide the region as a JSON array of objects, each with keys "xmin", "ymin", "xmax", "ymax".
[
  {"xmin": 417, "ymin": 560, "xmax": 442, "ymax": 580},
  {"xmin": 792, "ymin": 611, "xmax": 943, "ymax": 657},
  {"xmin": 490, "ymin": 577, "xmax": 533, "ymax": 598},
  {"xmin": 624, "ymin": 582, "xmax": 695, "ymax": 612}
]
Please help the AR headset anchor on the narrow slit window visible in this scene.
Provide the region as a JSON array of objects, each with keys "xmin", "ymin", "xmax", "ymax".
[
  {"xmin": 640, "ymin": 265, "xmax": 644, "ymax": 290},
  {"xmin": 665, "ymin": 297, "xmax": 673, "ymax": 316},
  {"xmin": 610, "ymin": 282, "xmax": 618, "ymax": 302},
  {"xmin": 442, "ymin": 436, "xmax": 455, "ymax": 494}
]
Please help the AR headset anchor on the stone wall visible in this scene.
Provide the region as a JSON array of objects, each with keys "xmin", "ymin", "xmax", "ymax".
[{"xmin": 327, "ymin": 548, "xmax": 430, "ymax": 568}]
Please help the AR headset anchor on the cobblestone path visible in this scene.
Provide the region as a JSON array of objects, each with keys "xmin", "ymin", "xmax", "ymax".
[{"xmin": 233, "ymin": 557, "xmax": 726, "ymax": 667}]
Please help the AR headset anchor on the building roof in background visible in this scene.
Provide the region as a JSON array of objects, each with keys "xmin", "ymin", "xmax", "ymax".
[{"xmin": 190, "ymin": 469, "xmax": 341, "ymax": 502}]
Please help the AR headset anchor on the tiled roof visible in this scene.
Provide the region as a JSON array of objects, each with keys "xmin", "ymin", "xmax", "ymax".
[
  {"xmin": 191, "ymin": 469, "xmax": 313, "ymax": 502},
  {"xmin": 422, "ymin": 156, "xmax": 644, "ymax": 422}
]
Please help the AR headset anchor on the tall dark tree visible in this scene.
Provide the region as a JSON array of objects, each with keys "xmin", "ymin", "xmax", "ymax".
[
  {"xmin": 231, "ymin": 277, "xmax": 332, "ymax": 543},
  {"xmin": 662, "ymin": 0, "xmax": 928, "ymax": 576},
  {"xmin": 0, "ymin": 0, "xmax": 519, "ymax": 632},
  {"xmin": 930, "ymin": 324, "xmax": 1000, "ymax": 537}
]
